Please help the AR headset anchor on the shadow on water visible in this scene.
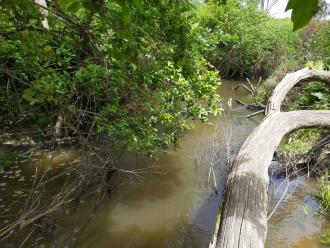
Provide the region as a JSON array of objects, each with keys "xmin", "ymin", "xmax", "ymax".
[
  {"xmin": 75, "ymin": 149, "xmax": 196, "ymax": 248},
  {"xmin": 266, "ymin": 171, "xmax": 330, "ymax": 248},
  {"xmin": 74, "ymin": 79, "xmax": 262, "ymax": 248},
  {"xmin": 112, "ymin": 156, "xmax": 184, "ymax": 208},
  {"xmin": 76, "ymin": 158, "xmax": 227, "ymax": 248},
  {"xmin": 0, "ymin": 79, "xmax": 264, "ymax": 248}
]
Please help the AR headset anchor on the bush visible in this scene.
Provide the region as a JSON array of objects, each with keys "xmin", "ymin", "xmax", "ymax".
[
  {"xmin": 278, "ymin": 128, "xmax": 323, "ymax": 155},
  {"xmin": 0, "ymin": 1, "xmax": 221, "ymax": 154},
  {"xmin": 314, "ymin": 171, "xmax": 330, "ymax": 213},
  {"xmin": 196, "ymin": 0, "xmax": 298, "ymax": 78},
  {"xmin": 296, "ymin": 20, "xmax": 330, "ymax": 69},
  {"xmin": 288, "ymin": 81, "xmax": 330, "ymax": 111}
]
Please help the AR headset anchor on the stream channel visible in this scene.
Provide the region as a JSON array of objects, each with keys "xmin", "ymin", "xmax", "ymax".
[{"xmin": 0, "ymin": 80, "xmax": 329, "ymax": 248}]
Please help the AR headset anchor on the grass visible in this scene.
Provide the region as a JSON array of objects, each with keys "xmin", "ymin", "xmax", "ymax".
[
  {"xmin": 0, "ymin": 149, "xmax": 19, "ymax": 171},
  {"xmin": 278, "ymin": 128, "xmax": 322, "ymax": 155},
  {"xmin": 314, "ymin": 171, "xmax": 330, "ymax": 213},
  {"xmin": 321, "ymin": 230, "xmax": 330, "ymax": 246},
  {"xmin": 313, "ymin": 172, "xmax": 330, "ymax": 246}
]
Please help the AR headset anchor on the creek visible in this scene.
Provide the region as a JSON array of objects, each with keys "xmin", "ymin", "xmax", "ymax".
[{"xmin": 0, "ymin": 80, "xmax": 328, "ymax": 248}]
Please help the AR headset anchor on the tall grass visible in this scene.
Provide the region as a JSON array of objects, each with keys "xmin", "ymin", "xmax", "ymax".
[{"xmin": 314, "ymin": 171, "xmax": 330, "ymax": 213}]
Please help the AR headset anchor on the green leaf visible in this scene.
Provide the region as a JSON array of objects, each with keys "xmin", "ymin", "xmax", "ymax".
[
  {"xmin": 82, "ymin": 0, "xmax": 105, "ymax": 14},
  {"xmin": 286, "ymin": 0, "xmax": 319, "ymax": 31},
  {"xmin": 121, "ymin": 5, "xmax": 132, "ymax": 25},
  {"xmin": 312, "ymin": 92, "xmax": 325, "ymax": 100},
  {"xmin": 285, "ymin": 0, "xmax": 298, "ymax": 11},
  {"xmin": 22, "ymin": 88, "xmax": 35, "ymax": 103},
  {"xmin": 58, "ymin": 0, "xmax": 82, "ymax": 13},
  {"xmin": 67, "ymin": 1, "xmax": 82, "ymax": 12}
]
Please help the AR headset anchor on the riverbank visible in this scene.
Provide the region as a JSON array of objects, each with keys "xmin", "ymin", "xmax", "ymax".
[
  {"xmin": 0, "ymin": 80, "xmax": 260, "ymax": 247},
  {"xmin": 0, "ymin": 78, "xmax": 329, "ymax": 248}
]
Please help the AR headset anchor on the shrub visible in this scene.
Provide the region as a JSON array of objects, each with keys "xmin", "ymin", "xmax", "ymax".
[
  {"xmin": 288, "ymin": 81, "xmax": 330, "ymax": 111},
  {"xmin": 314, "ymin": 171, "xmax": 330, "ymax": 213},
  {"xmin": 196, "ymin": 0, "xmax": 298, "ymax": 78},
  {"xmin": 278, "ymin": 128, "xmax": 323, "ymax": 155},
  {"xmin": 296, "ymin": 20, "xmax": 330, "ymax": 68},
  {"xmin": 0, "ymin": 0, "xmax": 221, "ymax": 154}
]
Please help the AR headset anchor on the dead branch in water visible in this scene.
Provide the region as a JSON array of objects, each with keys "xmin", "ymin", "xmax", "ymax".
[
  {"xmin": 245, "ymin": 109, "xmax": 265, "ymax": 118},
  {"xmin": 211, "ymin": 68, "xmax": 330, "ymax": 248},
  {"xmin": 215, "ymin": 111, "xmax": 330, "ymax": 248},
  {"xmin": 233, "ymin": 77, "xmax": 263, "ymax": 97},
  {"xmin": 195, "ymin": 101, "xmax": 234, "ymax": 194},
  {"xmin": 234, "ymin": 99, "xmax": 265, "ymax": 110},
  {"xmin": 233, "ymin": 78, "xmax": 266, "ymax": 115}
]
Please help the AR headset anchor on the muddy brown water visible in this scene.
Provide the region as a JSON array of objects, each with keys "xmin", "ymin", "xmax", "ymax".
[
  {"xmin": 266, "ymin": 171, "xmax": 330, "ymax": 248},
  {"xmin": 0, "ymin": 80, "xmax": 328, "ymax": 248}
]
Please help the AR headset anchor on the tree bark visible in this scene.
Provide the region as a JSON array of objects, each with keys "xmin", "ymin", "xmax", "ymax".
[
  {"xmin": 215, "ymin": 110, "xmax": 330, "ymax": 248},
  {"xmin": 34, "ymin": 0, "xmax": 49, "ymax": 30},
  {"xmin": 210, "ymin": 68, "xmax": 330, "ymax": 248},
  {"xmin": 268, "ymin": 68, "xmax": 330, "ymax": 114}
]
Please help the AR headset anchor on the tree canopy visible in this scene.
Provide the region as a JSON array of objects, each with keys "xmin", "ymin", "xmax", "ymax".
[{"xmin": 0, "ymin": 0, "xmax": 220, "ymax": 154}]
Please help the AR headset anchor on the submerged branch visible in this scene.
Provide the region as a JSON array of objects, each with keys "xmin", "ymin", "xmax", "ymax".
[{"xmin": 212, "ymin": 68, "xmax": 330, "ymax": 248}]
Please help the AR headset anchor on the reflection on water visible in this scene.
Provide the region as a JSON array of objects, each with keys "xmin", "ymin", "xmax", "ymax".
[
  {"xmin": 75, "ymin": 80, "xmax": 260, "ymax": 248},
  {"xmin": 9, "ymin": 77, "xmax": 330, "ymax": 247},
  {"xmin": 266, "ymin": 168, "xmax": 330, "ymax": 248},
  {"xmin": 0, "ymin": 80, "xmax": 261, "ymax": 248}
]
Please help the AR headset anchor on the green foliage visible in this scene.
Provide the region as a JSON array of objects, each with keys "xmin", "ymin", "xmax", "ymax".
[
  {"xmin": 289, "ymin": 81, "xmax": 330, "ymax": 110},
  {"xmin": 307, "ymin": 22, "xmax": 330, "ymax": 69},
  {"xmin": 0, "ymin": 0, "xmax": 327, "ymax": 156},
  {"xmin": 196, "ymin": 0, "xmax": 329, "ymax": 79},
  {"xmin": 196, "ymin": 0, "xmax": 298, "ymax": 78},
  {"xmin": 286, "ymin": 0, "xmax": 320, "ymax": 31},
  {"xmin": 279, "ymin": 129, "xmax": 322, "ymax": 155},
  {"xmin": 314, "ymin": 171, "xmax": 330, "ymax": 213},
  {"xmin": 0, "ymin": 0, "xmax": 221, "ymax": 154},
  {"xmin": 255, "ymin": 20, "xmax": 330, "ymax": 115},
  {"xmin": 321, "ymin": 229, "xmax": 330, "ymax": 245},
  {"xmin": 259, "ymin": 58, "xmax": 301, "ymax": 102}
]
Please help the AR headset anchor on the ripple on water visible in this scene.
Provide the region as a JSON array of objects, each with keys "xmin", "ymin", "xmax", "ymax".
[{"xmin": 266, "ymin": 176, "xmax": 328, "ymax": 248}]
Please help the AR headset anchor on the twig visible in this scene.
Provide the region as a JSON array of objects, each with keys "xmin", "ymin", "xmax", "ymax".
[
  {"xmin": 267, "ymin": 181, "xmax": 291, "ymax": 220},
  {"xmin": 245, "ymin": 78, "xmax": 256, "ymax": 96},
  {"xmin": 245, "ymin": 110, "xmax": 264, "ymax": 118},
  {"xmin": 256, "ymin": 77, "xmax": 262, "ymax": 89},
  {"xmin": 236, "ymin": 83, "xmax": 253, "ymax": 94}
]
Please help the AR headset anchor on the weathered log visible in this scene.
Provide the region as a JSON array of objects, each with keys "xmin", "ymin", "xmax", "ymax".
[
  {"xmin": 210, "ymin": 68, "xmax": 330, "ymax": 248},
  {"xmin": 245, "ymin": 78, "xmax": 256, "ymax": 96},
  {"xmin": 268, "ymin": 68, "xmax": 330, "ymax": 114},
  {"xmin": 34, "ymin": 0, "xmax": 49, "ymax": 30},
  {"xmin": 214, "ymin": 110, "xmax": 330, "ymax": 248},
  {"xmin": 245, "ymin": 109, "xmax": 264, "ymax": 118}
]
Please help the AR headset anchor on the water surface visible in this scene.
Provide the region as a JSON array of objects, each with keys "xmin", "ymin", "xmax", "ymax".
[{"xmin": 3, "ymin": 80, "xmax": 323, "ymax": 248}]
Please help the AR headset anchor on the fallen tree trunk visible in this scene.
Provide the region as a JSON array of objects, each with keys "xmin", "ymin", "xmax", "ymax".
[
  {"xmin": 268, "ymin": 68, "xmax": 330, "ymax": 114},
  {"xmin": 210, "ymin": 68, "xmax": 330, "ymax": 248},
  {"xmin": 214, "ymin": 110, "xmax": 330, "ymax": 248}
]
